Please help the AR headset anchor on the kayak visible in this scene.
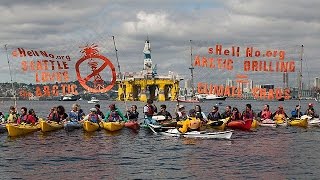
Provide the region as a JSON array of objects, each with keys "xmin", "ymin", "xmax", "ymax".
[
  {"xmin": 6, "ymin": 123, "xmax": 39, "ymax": 137},
  {"xmin": 309, "ymin": 118, "xmax": 320, "ymax": 127},
  {"xmin": 160, "ymin": 128, "xmax": 233, "ymax": 139},
  {"xmin": 274, "ymin": 119, "xmax": 287, "ymax": 126},
  {"xmin": 207, "ymin": 118, "xmax": 228, "ymax": 130},
  {"xmin": 102, "ymin": 121, "xmax": 124, "ymax": 131},
  {"xmin": 39, "ymin": 120, "xmax": 63, "ymax": 132},
  {"xmin": 124, "ymin": 121, "xmax": 140, "ymax": 130},
  {"xmin": 83, "ymin": 120, "xmax": 101, "ymax": 132},
  {"xmin": 288, "ymin": 118, "xmax": 308, "ymax": 128},
  {"xmin": 226, "ymin": 119, "xmax": 253, "ymax": 131},
  {"xmin": 260, "ymin": 119, "xmax": 277, "ymax": 128},
  {"xmin": 64, "ymin": 121, "xmax": 82, "ymax": 132}
]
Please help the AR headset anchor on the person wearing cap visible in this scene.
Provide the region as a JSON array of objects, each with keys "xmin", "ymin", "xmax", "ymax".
[
  {"xmin": 207, "ymin": 106, "xmax": 221, "ymax": 121},
  {"xmin": 291, "ymin": 105, "xmax": 303, "ymax": 119},
  {"xmin": 95, "ymin": 104, "xmax": 105, "ymax": 119},
  {"xmin": 305, "ymin": 103, "xmax": 318, "ymax": 118},
  {"xmin": 175, "ymin": 104, "xmax": 187, "ymax": 121},
  {"xmin": 105, "ymin": 104, "xmax": 127, "ymax": 122},
  {"xmin": 272, "ymin": 105, "xmax": 288, "ymax": 121},
  {"xmin": 157, "ymin": 104, "xmax": 172, "ymax": 120},
  {"xmin": 83, "ymin": 108, "xmax": 103, "ymax": 123},
  {"xmin": 194, "ymin": 105, "xmax": 207, "ymax": 122}
]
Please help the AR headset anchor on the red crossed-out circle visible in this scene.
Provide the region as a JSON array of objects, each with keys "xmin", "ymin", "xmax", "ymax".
[{"xmin": 75, "ymin": 54, "xmax": 116, "ymax": 93}]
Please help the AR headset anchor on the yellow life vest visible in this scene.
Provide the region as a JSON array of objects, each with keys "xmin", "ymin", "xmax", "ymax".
[
  {"xmin": 274, "ymin": 113, "xmax": 285, "ymax": 121},
  {"xmin": 179, "ymin": 117, "xmax": 201, "ymax": 133}
]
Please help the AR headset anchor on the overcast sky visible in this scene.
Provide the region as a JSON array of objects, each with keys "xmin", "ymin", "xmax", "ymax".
[{"xmin": 0, "ymin": 0, "xmax": 319, "ymax": 89}]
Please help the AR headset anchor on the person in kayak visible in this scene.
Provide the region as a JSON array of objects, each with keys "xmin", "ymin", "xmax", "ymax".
[
  {"xmin": 47, "ymin": 107, "xmax": 59, "ymax": 121},
  {"xmin": 6, "ymin": 106, "xmax": 18, "ymax": 123},
  {"xmin": 179, "ymin": 109, "xmax": 201, "ymax": 133},
  {"xmin": 17, "ymin": 107, "xmax": 36, "ymax": 124},
  {"xmin": 125, "ymin": 105, "xmax": 139, "ymax": 120},
  {"xmin": 83, "ymin": 108, "xmax": 103, "ymax": 123},
  {"xmin": 95, "ymin": 104, "xmax": 105, "ymax": 119},
  {"xmin": 221, "ymin": 105, "xmax": 232, "ymax": 119},
  {"xmin": 257, "ymin": 104, "xmax": 272, "ymax": 120},
  {"xmin": 157, "ymin": 104, "xmax": 172, "ymax": 120},
  {"xmin": 105, "ymin": 104, "xmax": 127, "ymax": 122},
  {"xmin": 305, "ymin": 103, "xmax": 319, "ymax": 118},
  {"xmin": 143, "ymin": 99, "xmax": 157, "ymax": 124},
  {"xmin": 207, "ymin": 106, "xmax": 221, "ymax": 121},
  {"xmin": 56, "ymin": 105, "xmax": 68, "ymax": 123},
  {"xmin": 195, "ymin": 105, "xmax": 207, "ymax": 122},
  {"xmin": 242, "ymin": 104, "xmax": 256, "ymax": 120},
  {"xmin": 291, "ymin": 105, "xmax": 303, "ymax": 119},
  {"xmin": 230, "ymin": 107, "xmax": 242, "ymax": 121},
  {"xmin": 29, "ymin": 109, "xmax": 39, "ymax": 122},
  {"xmin": 68, "ymin": 104, "xmax": 85, "ymax": 122},
  {"xmin": 175, "ymin": 104, "xmax": 187, "ymax": 121},
  {"xmin": 272, "ymin": 105, "xmax": 288, "ymax": 121}
]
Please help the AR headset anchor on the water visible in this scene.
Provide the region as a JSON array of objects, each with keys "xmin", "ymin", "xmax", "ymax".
[{"xmin": 0, "ymin": 99, "xmax": 320, "ymax": 179}]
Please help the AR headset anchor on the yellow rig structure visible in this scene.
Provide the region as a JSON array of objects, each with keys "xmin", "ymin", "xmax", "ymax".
[{"xmin": 116, "ymin": 40, "xmax": 183, "ymax": 102}]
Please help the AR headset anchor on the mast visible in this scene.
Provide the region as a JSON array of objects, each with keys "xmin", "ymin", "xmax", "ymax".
[
  {"xmin": 5, "ymin": 44, "xmax": 17, "ymax": 108},
  {"xmin": 298, "ymin": 45, "xmax": 304, "ymax": 118},
  {"xmin": 112, "ymin": 36, "xmax": 121, "ymax": 79},
  {"xmin": 189, "ymin": 40, "xmax": 194, "ymax": 96}
]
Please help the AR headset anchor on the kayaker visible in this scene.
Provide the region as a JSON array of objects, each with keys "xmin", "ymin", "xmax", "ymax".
[
  {"xmin": 105, "ymin": 103, "xmax": 127, "ymax": 122},
  {"xmin": 47, "ymin": 107, "xmax": 59, "ymax": 121},
  {"xmin": 157, "ymin": 104, "xmax": 172, "ymax": 120},
  {"xmin": 291, "ymin": 105, "xmax": 303, "ymax": 119},
  {"xmin": 56, "ymin": 105, "xmax": 68, "ymax": 123},
  {"xmin": 125, "ymin": 105, "xmax": 139, "ymax": 120},
  {"xmin": 179, "ymin": 109, "xmax": 201, "ymax": 133},
  {"xmin": 175, "ymin": 104, "xmax": 187, "ymax": 121},
  {"xmin": 6, "ymin": 106, "xmax": 18, "ymax": 123},
  {"xmin": 207, "ymin": 106, "xmax": 221, "ymax": 121},
  {"xmin": 95, "ymin": 104, "xmax": 105, "ymax": 119},
  {"xmin": 272, "ymin": 105, "xmax": 289, "ymax": 121},
  {"xmin": 242, "ymin": 104, "xmax": 256, "ymax": 120},
  {"xmin": 143, "ymin": 99, "xmax": 157, "ymax": 124},
  {"xmin": 0, "ymin": 112, "xmax": 4, "ymax": 123},
  {"xmin": 305, "ymin": 103, "xmax": 319, "ymax": 118},
  {"xmin": 83, "ymin": 108, "xmax": 103, "ymax": 123},
  {"xmin": 195, "ymin": 105, "xmax": 207, "ymax": 122},
  {"xmin": 257, "ymin": 104, "xmax": 272, "ymax": 120},
  {"xmin": 221, "ymin": 105, "xmax": 232, "ymax": 119},
  {"xmin": 68, "ymin": 104, "xmax": 85, "ymax": 122},
  {"xmin": 230, "ymin": 107, "xmax": 242, "ymax": 121},
  {"xmin": 17, "ymin": 107, "xmax": 36, "ymax": 124},
  {"xmin": 29, "ymin": 109, "xmax": 39, "ymax": 122}
]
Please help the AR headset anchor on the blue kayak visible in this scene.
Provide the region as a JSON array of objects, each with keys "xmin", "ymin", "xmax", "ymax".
[{"xmin": 64, "ymin": 121, "xmax": 82, "ymax": 132}]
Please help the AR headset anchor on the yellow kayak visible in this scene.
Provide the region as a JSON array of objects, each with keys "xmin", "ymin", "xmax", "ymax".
[
  {"xmin": 40, "ymin": 120, "xmax": 63, "ymax": 132},
  {"xmin": 102, "ymin": 121, "xmax": 124, "ymax": 131},
  {"xmin": 6, "ymin": 123, "xmax": 39, "ymax": 137},
  {"xmin": 83, "ymin": 120, "xmax": 101, "ymax": 132},
  {"xmin": 251, "ymin": 119, "xmax": 259, "ymax": 129},
  {"xmin": 288, "ymin": 118, "xmax": 308, "ymax": 128},
  {"xmin": 207, "ymin": 118, "xmax": 228, "ymax": 130}
]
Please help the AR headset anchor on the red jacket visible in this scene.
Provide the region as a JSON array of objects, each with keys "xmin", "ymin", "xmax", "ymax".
[{"xmin": 17, "ymin": 114, "xmax": 36, "ymax": 124}]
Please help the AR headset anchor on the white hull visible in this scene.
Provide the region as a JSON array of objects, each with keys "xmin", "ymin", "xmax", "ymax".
[
  {"xmin": 161, "ymin": 129, "xmax": 233, "ymax": 139},
  {"xmin": 88, "ymin": 100, "xmax": 99, "ymax": 104}
]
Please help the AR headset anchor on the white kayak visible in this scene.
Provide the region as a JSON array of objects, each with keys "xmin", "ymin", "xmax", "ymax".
[
  {"xmin": 161, "ymin": 128, "xmax": 233, "ymax": 139},
  {"xmin": 308, "ymin": 118, "xmax": 320, "ymax": 127},
  {"xmin": 260, "ymin": 119, "xmax": 277, "ymax": 128},
  {"xmin": 152, "ymin": 115, "xmax": 166, "ymax": 121}
]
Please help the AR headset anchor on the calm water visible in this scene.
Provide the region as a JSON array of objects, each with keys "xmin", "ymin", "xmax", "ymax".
[{"xmin": 0, "ymin": 100, "xmax": 320, "ymax": 179}]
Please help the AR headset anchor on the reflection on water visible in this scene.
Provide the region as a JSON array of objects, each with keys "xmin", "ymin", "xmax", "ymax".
[{"xmin": 0, "ymin": 100, "xmax": 320, "ymax": 179}]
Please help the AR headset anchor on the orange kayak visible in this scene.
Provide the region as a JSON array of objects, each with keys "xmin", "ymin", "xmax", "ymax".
[
  {"xmin": 125, "ymin": 121, "xmax": 140, "ymax": 130},
  {"xmin": 227, "ymin": 120, "xmax": 253, "ymax": 131}
]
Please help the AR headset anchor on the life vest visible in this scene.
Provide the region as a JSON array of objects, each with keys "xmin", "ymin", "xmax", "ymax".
[
  {"xmin": 179, "ymin": 117, "xmax": 201, "ymax": 133},
  {"xmin": 48, "ymin": 112, "xmax": 59, "ymax": 121},
  {"xmin": 89, "ymin": 114, "xmax": 99, "ymax": 123},
  {"xmin": 108, "ymin": 110, "xmax": 120, "ymax": 121},
  {"xmin": 261, "ymin": 110, "xmax": 272, "ymax": 119},
  {"xmin": 274, "ymin": 113, "xmax": 285, "ymax": 121},
  {"xmin": 243, "ymin": 110, "xmax": 254, "ymax": 120},
  {"xmin": 144, "ymin": 105, "xmax": 155, "ymax": 116}
]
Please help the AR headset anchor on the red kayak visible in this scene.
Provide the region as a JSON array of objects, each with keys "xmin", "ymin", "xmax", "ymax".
[
  {"xmin": 125, "ymin": 121, "xmax": 140, "ymax": 130},
  {"xmin": 226, "ymin": 119, "xmax": 253, "ymax": 131}
]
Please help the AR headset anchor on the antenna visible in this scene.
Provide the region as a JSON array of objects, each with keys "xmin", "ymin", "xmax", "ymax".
[
  {"xmin": 189, "ymin": 40, "xmax": 194, "ymax": 96},
  {"xmin": 5, "ymin": 44, "xmax": 17, "ymax": 108}
]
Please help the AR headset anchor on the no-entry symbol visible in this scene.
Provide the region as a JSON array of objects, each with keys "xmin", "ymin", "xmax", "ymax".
[{"xmin": 75, "ymin": 54, "xmax": 116, "ymax": 93}]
